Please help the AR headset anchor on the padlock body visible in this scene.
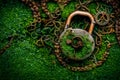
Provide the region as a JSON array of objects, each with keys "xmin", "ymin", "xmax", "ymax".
[{"xmin": 59, "ymin": 28, "xmax": 95, "ymax": 61}]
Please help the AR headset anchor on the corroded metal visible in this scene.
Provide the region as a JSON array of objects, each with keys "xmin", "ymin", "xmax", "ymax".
[
  {"xmin": 0, "ymin": 36, "xmax": 14, "ymax": 55},
  {"xmin": 65, "ymin": 11, "xmax": 95, "ymax": 34},
  {"xmin": 95, "ymin": 11, "xmax": 110, "ymax": 26},
  {"xmin": 54, "ymin": 41, "xmax": 110, "ymax": 71},
  {"xmin": 116, "ymin": 20, "xmax": 120, "ymax": 45},
  {"xmin": 1, "ymin": 0, "xmax": 118, "ymax": 71},
  {"xmin": 21, "ymin": 0, "xmax": 41, "ymax": 32}
]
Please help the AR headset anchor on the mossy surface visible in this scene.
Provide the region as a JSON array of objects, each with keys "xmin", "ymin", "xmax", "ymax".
[
  {"xmin": 60, "ymin": 29, "xmax": 94, "ymax": 60},
  {"xmin": 0, "ymin": 0, "xmax": 120, "ymax": 80}
]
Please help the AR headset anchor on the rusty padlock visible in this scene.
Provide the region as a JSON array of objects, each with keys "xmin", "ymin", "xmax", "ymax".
[{"xmin": 59, "ymin": 11, "xmax": 95, "ymax": 60}]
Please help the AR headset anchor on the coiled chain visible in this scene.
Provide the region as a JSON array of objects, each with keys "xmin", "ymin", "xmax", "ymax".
[{"xmin": 0, "ymin": 0, "xmax": 120, "ymax": 71}]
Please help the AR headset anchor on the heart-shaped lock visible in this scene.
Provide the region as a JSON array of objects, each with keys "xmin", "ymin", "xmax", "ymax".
[{"xmin": 59, "ymin": 11, "xmax": 95, "ymax": 61}]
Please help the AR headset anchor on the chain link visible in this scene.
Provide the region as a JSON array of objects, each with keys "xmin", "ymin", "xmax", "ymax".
[{"xmin": 0, "ymin": 0, "xmax": 120, "ymax": 71}]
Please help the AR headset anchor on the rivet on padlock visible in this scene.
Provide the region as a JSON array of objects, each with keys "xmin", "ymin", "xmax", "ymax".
[{"xmin": 59, "ymin": 11, "xmax": 95, "ymax": 61}]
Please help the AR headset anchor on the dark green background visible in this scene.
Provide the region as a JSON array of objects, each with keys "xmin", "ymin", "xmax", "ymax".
[{"xmin": 0, "ymin": 0, "xmax": 120, "ymax": 80}]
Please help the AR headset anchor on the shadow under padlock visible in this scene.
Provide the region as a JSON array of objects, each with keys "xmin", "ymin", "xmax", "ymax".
[{"xmin": 59, "ymin": 11, "xmax": 95, "ymax": 61}]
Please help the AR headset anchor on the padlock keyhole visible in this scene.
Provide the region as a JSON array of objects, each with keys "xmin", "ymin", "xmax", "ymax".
[
  {"xmin": 66, "ymin": 37, "xmax": 83, "ymax": 49},
  {"xmin": 72, "ymin": 37, "xmax": 83, "ymax": 49}
]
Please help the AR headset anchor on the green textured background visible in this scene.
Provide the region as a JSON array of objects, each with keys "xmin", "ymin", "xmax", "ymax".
[{"xmin": 0, "ymin": 0, "xmax": 120, "ymax": 80}]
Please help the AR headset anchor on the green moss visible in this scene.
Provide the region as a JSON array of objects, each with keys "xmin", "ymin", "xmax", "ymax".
[
  {"xmin": 60, "ymin": 30, "xmax": 93, "ymax": 60},
  {"xmin": 47, "ymin": 2, "xmax": 59, "ymax": 13},
  {"xmin": 61, "ymin": 2, "xmax": 76, "ymax": 20},
  {"xmin": 0, "ymin": 0, "xmax": 120, "ymax": 80}
]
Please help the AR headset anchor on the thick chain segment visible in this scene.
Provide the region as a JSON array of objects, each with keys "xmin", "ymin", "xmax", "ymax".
[
  {"xmin": 54, "ymin": 42, "xmax": 110, "ymax": 71},
  {"xmin": 41, "ymin": 0, "xmax": 71, "ymax": 19},
  {"xmin": 21, "ymin": 0, "xmax": 41, "ymax": 32}
]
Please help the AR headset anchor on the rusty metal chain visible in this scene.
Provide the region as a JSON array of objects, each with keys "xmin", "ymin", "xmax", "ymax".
[
  {"xmin": 18, "ymin": 0, "xmax": 120, "ymax": 71},
  {"xmin": 41, "ymin": 0, "xmax": 60, "ymax": 19},
  {"xmin": 115, "ymin": 20, "xmax": 120, "ymax": 45},
  {"xmin": 54, "ymin": 0, "xmax": 120, "ymax": 71},
  {"xmin": 20, "ymin": 0, "xmax": 120, "ymax": 72},
  {"xmin": 0, "ymin": 0, "xmax": 42, "ymax": 55},
  {"xmin": 114, "ymin": 4, "xmax": 120, "ymax": 45},
  {"xmin": 1, "ymin": 0, "xmax": 119, "ymax": 71},
  {"xmin": 0, "ymin": 36, "xmax": 14, "ymax": 55},
  {"xmin": 101, "ymin": 0, "xmax": 120, "ymax": 45},
  {"xmin": 75, "ymin": 0, "xmax": 93, "ymax": 12},
  {"xmin": 54, "ymin": 42, "xmax": 111, "ymax": 71},
  {"xmin": 21, "ymin": 0, "xmax": 41, "ymax": 32},
  {"xmin": 41, "ymin": 0, "xmax": 71, "ymax": 19}
]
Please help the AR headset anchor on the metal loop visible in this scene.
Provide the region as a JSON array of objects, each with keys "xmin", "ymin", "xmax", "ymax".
[{"xmin": 65, "ymin": 11, "xmax": 95, "ymax": 34}]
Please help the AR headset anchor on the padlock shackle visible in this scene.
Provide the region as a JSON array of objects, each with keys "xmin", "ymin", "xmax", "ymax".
[{"xmin": 65, "ymin": 11, "xmax": 95, "ymax": 34}]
